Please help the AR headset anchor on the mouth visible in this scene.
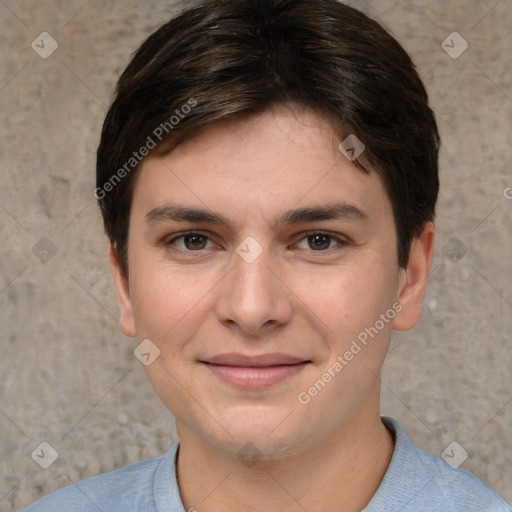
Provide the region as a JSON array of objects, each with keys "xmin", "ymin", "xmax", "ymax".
[{"xmin": 200, "ymin": 353, "xmax": 311, "ymax": 389}]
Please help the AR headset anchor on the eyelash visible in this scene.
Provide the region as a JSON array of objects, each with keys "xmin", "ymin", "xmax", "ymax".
[{"xmin": 164, "ymin": 230, "xmax": 350, "ymax": 253}]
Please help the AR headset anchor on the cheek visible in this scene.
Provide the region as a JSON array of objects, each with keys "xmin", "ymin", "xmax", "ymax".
[
  {"xmin": 300, "ymin": 263, "xmax": 393, "ymax": 325},
  {"xmin": 304, "ymin": 265, "xmax": 399, "ymax": 376},
  {"xmin": 129, "ymin": 265, "xmax": 207, "ymax": 342},
  {"xmin": 129, "ymin": 264, "xmax": 236, "ymax": 384}
]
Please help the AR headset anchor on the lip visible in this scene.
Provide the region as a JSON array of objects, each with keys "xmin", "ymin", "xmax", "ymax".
[
  {"xmin": 201, "ymin": 353, "xmax": 310, "ymax": 389},
  {"xmin": 204, "ymin": 353, "xmax": 306, "ymax": 367}
]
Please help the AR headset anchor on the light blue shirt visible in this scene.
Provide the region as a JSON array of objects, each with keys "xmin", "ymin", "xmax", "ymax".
[{"xmin": 22, "ymin": 417, "xmax": 510, "ymax": 511}]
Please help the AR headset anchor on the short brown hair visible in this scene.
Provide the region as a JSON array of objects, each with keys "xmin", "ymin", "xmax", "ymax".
[{"xmin": 96, "ymin": 0, "xmax": 440, "ymax": 275}]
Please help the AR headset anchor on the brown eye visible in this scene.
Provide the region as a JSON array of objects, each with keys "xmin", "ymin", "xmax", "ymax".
[
  {"xmin": 183, "ymin": 234, "xmax": 208, "ymax": 250},
  {"xmin": 166, "ymin": 232, "xmax": 214, "ymax": 251},
  {"xmin": 294, "ymin": 231, "xmax": 349, "ymax": 252},
  {"xmin": 307, "ymin": 233, "xmax": 332, "ymax": 251}
]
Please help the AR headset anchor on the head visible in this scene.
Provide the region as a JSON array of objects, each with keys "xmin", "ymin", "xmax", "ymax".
[{"xmin": 97, "ymin": 0, "xmax": 439, "ymax": 459}]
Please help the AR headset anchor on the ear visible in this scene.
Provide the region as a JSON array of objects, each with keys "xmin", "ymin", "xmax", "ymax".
[
  {"xmin": 109, "ymin": 244, "xmax": 136, "ymax": 337},
  {"xmin": 393, "ymin": 222, "xmax": 435, "ymax": 331}
]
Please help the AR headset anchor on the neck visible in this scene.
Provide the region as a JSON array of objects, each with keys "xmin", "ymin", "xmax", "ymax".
[{"xmin": 176, "ymin": 398, "xmax": 394, "ymax": 512}]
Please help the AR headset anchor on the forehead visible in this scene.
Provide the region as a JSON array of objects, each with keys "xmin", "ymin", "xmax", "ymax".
[{"xmin": 132, "ymin": 106, "xmax": 393, "ymax": 228}]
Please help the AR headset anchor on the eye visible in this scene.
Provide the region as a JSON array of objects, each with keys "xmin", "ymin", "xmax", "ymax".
[
  {"xmin": 166, "ymin": 231, "xmax": 216, "ymax": 251},
  {"xmin": 295, "ymin": 232, "xmax": 349, "ymax": 251},
  {"xmin": 165, "ymin": 230, "xmax": 349, "ymax": 253}
]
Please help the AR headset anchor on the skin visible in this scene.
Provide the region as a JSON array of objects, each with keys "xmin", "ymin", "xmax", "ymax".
[{"xmin": 110, "ymin": 105, "xmax": 435, "ymax": 512}]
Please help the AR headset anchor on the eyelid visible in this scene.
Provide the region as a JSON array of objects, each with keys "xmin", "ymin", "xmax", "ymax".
[
  {"xmin": 294, "ymin": 230, "xmax": 351, "ymax": 249},
  {"xmin": 165, "ymin": 230, "xmax": 350, "ymax": 252},
  {"xmin": 165, "ymin": 230, "xmax": 218, "ymax": 249}
]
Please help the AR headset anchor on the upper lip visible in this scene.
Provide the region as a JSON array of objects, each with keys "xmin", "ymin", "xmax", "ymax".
[{"xmin": 202, "ymin": 353, "xmax": 309, "ymax": 367}]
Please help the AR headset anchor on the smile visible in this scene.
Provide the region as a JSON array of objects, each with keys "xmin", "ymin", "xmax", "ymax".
[{"xmin": 200, "ymin": 353, "xmax": 311, "ymax": 389}]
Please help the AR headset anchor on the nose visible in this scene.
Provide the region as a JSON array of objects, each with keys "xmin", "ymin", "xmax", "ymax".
[{"xmin": 214, "ymin": 240, "xmax": 294, "ymax": 338}]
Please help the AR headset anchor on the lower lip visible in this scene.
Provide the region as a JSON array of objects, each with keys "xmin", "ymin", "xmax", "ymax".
[{"xmin": 203, "ymin": 362, "xmax": 309, "ymax": 389}]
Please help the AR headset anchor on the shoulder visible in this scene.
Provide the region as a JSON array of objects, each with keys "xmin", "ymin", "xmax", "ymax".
[
  {"xmin": 21, "ymin": 444, "xmax": 178, "ymax": 512},
  {"xmin": 365, "ymin": 417, "xmax": 511, "ymax": 512}
]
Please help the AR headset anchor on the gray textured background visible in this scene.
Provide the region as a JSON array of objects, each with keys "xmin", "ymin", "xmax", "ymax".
[{"xmin": 1, "ymin": 0, "xmax": 511, "ymax": 510}]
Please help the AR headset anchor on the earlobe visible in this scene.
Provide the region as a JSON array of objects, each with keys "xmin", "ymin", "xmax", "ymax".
[
  {"xmin": 109, "ymin": 244, "xmax": 137, "ymax": 337},
  {"xmin": 393, "ymin": 222, "xmax": 436, "ymax": 332}
]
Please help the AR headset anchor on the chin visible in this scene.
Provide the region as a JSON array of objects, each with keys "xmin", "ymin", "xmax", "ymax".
[{"xmin": 205, "ymin": 409, "xmax": 311, "ymax": 461}]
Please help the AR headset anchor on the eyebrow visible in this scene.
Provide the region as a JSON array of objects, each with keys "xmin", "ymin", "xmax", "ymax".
[{"xmin": 145, "ymin": 201, "xmax": 369, "ymax": 230}]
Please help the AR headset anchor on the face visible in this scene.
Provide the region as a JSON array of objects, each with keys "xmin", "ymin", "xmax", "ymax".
[{"xmin": 111, "ymin": 105, "xmax": 432, "ymax": 460}]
